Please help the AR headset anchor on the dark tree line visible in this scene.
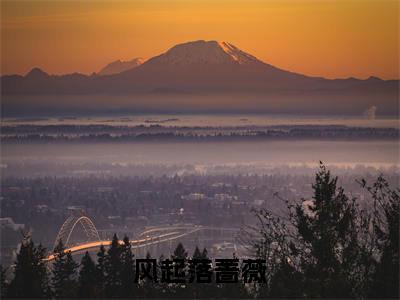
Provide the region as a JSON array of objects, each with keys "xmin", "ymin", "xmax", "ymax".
[
  {"xmin": 244, "ymin": 163, "xmax": 399, "ymax": 298},
  {"xmin": 1, "ymin": 164, "xmax": 399, "ymax": 298},
  {"xmin": 1, "ymin": 235, "xmax": 246, "ymax": 299}
]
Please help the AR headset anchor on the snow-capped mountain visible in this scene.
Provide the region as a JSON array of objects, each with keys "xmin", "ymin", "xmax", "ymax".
[
  {"xmin": 217, "ymin": 41, "xmax": 261, "ymax": 65},
  {"xmin": 98, "ymin": 58, "xmax": 145, "ymax": 75},
  {"xmin": 115, "ymin": 40, "xmax": 313, "ymax": 91},
  {"xmin": 142, "ymin": 40, "xmax": 262, "ymax": 66},
  {"xmin": 1, "ymin": 40, "xmax": 398, "ymax": 116}
]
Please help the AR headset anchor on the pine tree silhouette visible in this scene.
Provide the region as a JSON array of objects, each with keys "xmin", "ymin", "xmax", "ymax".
[
  {"xmin": 120, "ymin": 235, "xmax": 136, "ymax": 298},
  {"xmin": 104, "ymin": 234, "xmax": 123, "ymax": 297},
  {"xmin": 172, "ymin": 242, "xmax": 188, "ymax": 260},
  {"xmin": 268, "ymin": 260, "xmax": 303, "ymax": 298},
  {"xmin": 52, "ymin": 240, "xmax": 79, "ymax": 298},
  {"xmin": 0, "ymin": 265, "xmax": 7, "ymax": 298},
  {"xmin": 8, "ymin": 237, "xmax": 50, "ymax": 298},
  {"xmin": 201, "ymin": 247, "xmax": 209, "ymax": 259},
  {"xmin": 96, "ymin": 244, "xmax": 107, "ymax": 297},
  {"xmin": 366, "ymin": 176, "xmax": 400, "ymax": 298},
  {"xmin": 295, "ymin": 163, "xmax": 358, "ymax": 297},
  {"xmin": 78, "ymin": 251, "xmax": 99, "ymax": 298},
  {"xmin": 192, "ymin": 246, "xmax": 202, "ymax": 259}
]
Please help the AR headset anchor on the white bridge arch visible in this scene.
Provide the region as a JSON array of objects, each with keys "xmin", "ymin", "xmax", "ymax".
[
  {"xmin": 53, "ymin": 215, "xmax": 100, "ymax": 252},
  {"xmin": 48, "ymin": 215, "xmax": 240, "ymax": 260}
]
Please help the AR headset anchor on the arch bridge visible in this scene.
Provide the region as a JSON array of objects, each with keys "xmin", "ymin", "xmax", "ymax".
[
  {"xmin": 53, "ymin": 214, "xmax": 100, "ymax": 251},
  {"xmin": 47, "ymin": 214, "xmax": 240, "ymax": 261}
]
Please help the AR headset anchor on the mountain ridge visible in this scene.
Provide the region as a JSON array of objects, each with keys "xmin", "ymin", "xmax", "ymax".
[
  {"xmin": 1, "ymin": 40, "xmax": 398, "ymax": 116},
  {"xmin": 2, "ymin": 40, "xmax": 391, "ymax": 81},
  {"xmin": 98, "ymin": 57, "xmax": 145, "ymax": 75}
]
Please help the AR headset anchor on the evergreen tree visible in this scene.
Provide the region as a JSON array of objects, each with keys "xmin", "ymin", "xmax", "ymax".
[
  {"xmin": 249, "ymin": 163, "xmax": 367, "ymax": 298},
  {"xmin": 295, "ymin": 163, "xmax": 358, "ymax": 297},
  {"xmin": 268, "ymin": 260, "xmax": 303, "ymax": 298},
  {"xmin": 364, "ymin": 176, "xmax": 400, "ymax": 298},
  {"xmin": 120, "ymin": 235, "xmax": 136, "ymax": 298},
  {"xmin": 96, "ymin": 244, "xmax": 107, "ymax": 297},
  {"xmin": 165, "ymin": 244, "xmax": 189, "ymax": 298},
  {"xmin": 138, "ymin": 252, "xmax": 161, "ymax": 298},
  {"xmin": 172, "ymin": 242, "xmax": 188, "ymax": 260},
  {"xmin": 78, "ymin": 251, "xmax": 99, "ymax": 298},
  {"xmin": 190, "ymin": 247, "xmax": 217, "ymax": 299},
  {"xmin": 192, "ymin": 246, "xmax": 202, "ymax": 259},
  {"xmin": 200, "ymin": 247, "xmax": 209, "ymax": 259},
  {"xmin": 190, "ymin": 246, "xmax": 202, "ymax": 298},
  {"xmin": 104, "ymin": 234, "xmax": 123, "ymax": 298},
  {"xmin": 52, "ymin": 240, "xmax": 79, "ymax": 298},
  {"xmin": 216, "ymin": 253, "xmax": 249, "ymax": 299},
  {"xmin": 0, "ymin": 265, "xmax": 8, "ymax": 298},
  {"xmin": 7, "ymin": 238, "xmax": 50, "ymax": 298}
]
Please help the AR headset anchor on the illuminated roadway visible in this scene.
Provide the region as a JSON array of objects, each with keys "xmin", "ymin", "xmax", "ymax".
[
  {"xmin": 45, "ymin": 225, "xmax": 240, "ymax": 262},
  {"xmin": 45, "ymin": 229, "xmax": 201, "ymax": 262},
  {"xmin": 138, "ymin": 225, "xmax": 239, "ymax": 237}
]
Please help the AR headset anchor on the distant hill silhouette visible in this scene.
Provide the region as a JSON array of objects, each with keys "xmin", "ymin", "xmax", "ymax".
[{"xmin": 98, "ymin": 58, "xmax": 145, "ymax": 75}]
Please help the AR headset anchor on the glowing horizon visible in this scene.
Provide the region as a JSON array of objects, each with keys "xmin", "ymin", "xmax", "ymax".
[{"xmin": 1, "ymin": 0, "xmax": 399, "ymax": 80}]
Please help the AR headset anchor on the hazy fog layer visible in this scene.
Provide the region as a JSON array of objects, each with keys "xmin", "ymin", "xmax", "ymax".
[
  {"xmin": 2, "ymin": 140, "xmax": 398, "ymax": 168},
  {"xmin": 3, "ymin": 114, "xmax": 399, "ymax": 128},
  {"xmin": 2, "ymin": 115, "xmax": 398, "ymax": 176}
]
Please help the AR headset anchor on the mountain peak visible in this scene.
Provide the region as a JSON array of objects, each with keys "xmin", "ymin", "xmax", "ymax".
[
  {"xmin": 367, "ymin": 75, "xmax": 382, "ymax": 81},
  {"xmin": 147, "ymin": 40, "xmax": 263, "ymax": 66},
  {"xmin": 99, "ymin": 57, "xmax": 145, "ymax": 75},
  {"xmin": 25, "ymin": 67, "xmax": 49, "ymax": 79}
]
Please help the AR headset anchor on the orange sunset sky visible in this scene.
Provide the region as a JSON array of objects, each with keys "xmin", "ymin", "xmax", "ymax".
[{"xmin": 1, "ymin": 0, "xmax": 399, "ymax": 79}]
